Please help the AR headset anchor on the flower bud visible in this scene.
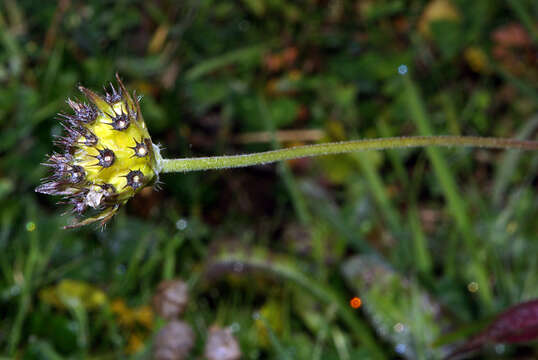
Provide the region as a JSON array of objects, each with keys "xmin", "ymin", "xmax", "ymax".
[
  {"xmin": 36, "ymin": 74, "xmax": 159, "ymax": 228},
  {"xmin": 204, "ymin": 325, "xmax": 241, "ymax": 360},
  {"xmin": 153, "ymin": 320, "xmax": 195, "ymax": 360},
  {"xmin": 152, "ymin": 279, "xmax": 190, "ymax": 320}
]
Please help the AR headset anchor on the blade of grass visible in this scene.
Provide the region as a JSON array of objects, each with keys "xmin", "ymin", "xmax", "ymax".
[
  {"xmin": 185, "ymin": 43, "xmax": 270, "ymax": 81},
  {"xmin": 407, "ymin": 160, "xmax": 433, "ymax": 276},
  {"xmin": 408, "ymin": 204, "xmax": 433, "ymax": 275},
  {"xmin": 163, "ymin": 233, "xmax": 185, "ymax": 279},
  {"xmin": 403, "ymin": 76, "xmax": 493, "ymax": 309},
  {"xmin": 493, "ymin": 114, "xmax": 538, "ymax": 205},
  {"xmin": 312, "ymin": 304, "xmax": 338, "ymax": 360},
  {"xmin": 8, "ymin": 221, "xmax": 40, "ymax": 354},
  {"xmin": 258, "ymin": 95, "xmax": 312, "ymax": 224},
  {"xmin": 377, "ymin": 118, "xmax": 410, "ymax": 186},
  {"xmin": 206, "ymin": 246, "xmax": 387, "ymax": 358},
  {"xmin": 0, "ymin": 0, "xmax": 25, "ymax": 79},
  {"xmin": 343, "ymin": 255, "xmax": 452, "ymax": 359},
  {"xmin": 440, "ymin": 93, "xmax": 461, "ymax": 135},
  {"xmin": 255, "ymin": 313, "xmax": 293, "ymax": 360},
  {"xmin": 42, "ymin": 42, "xmax": 63, "ymax": 97},
  {"xmin": 353, "ymin": 152, "xmax": 401, "ymax": 233},
  {"xmin": 332, "ymin": 327, "xmax": 351, "ymax": 360},
  {"xmin": 65, "ymin": 300, "xmax": 89, "ymax": 357},
  {"xmin": 493, "ymin": 64, "xmax": 538, "ymax": 102},
  {"xmin": 304, "ymin": 191, "xmax": 374, "ymax": 253},
  {"xmin": 121, "ymin": 232, "xmax": 151, "ymax": 294},
  {"xmin": 24, "ymin": 340, "xmax": 65, "ymax": 360}
]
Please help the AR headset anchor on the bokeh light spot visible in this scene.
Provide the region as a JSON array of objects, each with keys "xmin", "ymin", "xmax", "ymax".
[
  {"xmin": 395, "ymin": 343, "xmax": 407, "ymax": 354},
  {"xmin": 467, "ymin": 281, "xmax": 479, "ymax": 292},
  {"xmin": 176, "ymin": 218, "xmax": 188, "ymax": 230},
  {"xmin": 393, "ymin": 322, "xmax": 405, "ymax": 333},
  {"xmin": 350, "ymin": 297, "xmax": 362, "ymax": 309},
  {"xmin": 506, "ymin": 221, "xmax": 517, "ymax": 234},
  {"xmin": 26, "ymin": 221, "xmax": 36, "ymax": 232}
]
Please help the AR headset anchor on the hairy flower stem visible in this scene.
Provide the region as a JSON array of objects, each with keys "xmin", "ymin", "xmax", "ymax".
[{"xmin": 157, "ymin": 135, "xmax": 538, "ymax": 173}]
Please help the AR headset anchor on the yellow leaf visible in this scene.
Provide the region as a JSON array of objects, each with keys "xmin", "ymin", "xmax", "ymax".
[
  {"xmin": 39, "ymin": 279, "xmax": 106, "ymax": 310},
  {"xmin": 419, "ymin": 0, "xmax": 461, "ymax": 37}
]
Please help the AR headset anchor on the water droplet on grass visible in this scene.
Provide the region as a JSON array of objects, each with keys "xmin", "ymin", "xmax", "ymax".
[
  {"xmin": 26, "ymin": 221, "xmax": 36, "ymax": 232},
  {"xmin": 116, "ymin": 264, "xmax": 126, "ymax": 274},
  {"xmin": 395, "ymin": 343, "xmax": 407, "ymax": 354},
  {"xmin": 467, "ymin": 281, "xmax": 479, "ymax": 292},
  {"xmin": 393, "ymin": 322, "xmax": 405, "ymax": 333},
  {"xmin": 176, "ymin": 218, "xmax": 188, "ymax": 230}
]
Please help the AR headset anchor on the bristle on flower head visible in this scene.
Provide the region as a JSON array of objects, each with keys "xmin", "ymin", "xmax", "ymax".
[{"xmin": 36, "ymin": 74, "xmax": 158, "ymax": 229}]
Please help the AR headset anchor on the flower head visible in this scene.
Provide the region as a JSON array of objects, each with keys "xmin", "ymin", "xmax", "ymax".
[{"xmin": 36, "ymin": 74, "xmax": 159, "ymax": 229}]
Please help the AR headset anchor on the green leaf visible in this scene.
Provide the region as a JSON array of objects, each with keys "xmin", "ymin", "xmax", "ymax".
[{"xmin": 342, "ymin": 255, "xmax": 453, "ymax": 360}]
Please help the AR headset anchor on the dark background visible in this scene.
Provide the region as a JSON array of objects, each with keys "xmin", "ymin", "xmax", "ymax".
[{"xmin": 1, "ymin": 0, "xmax": 537, "ymax": 358}]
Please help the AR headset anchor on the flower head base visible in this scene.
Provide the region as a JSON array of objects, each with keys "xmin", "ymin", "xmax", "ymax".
[{"xmin": 36, "ymin": 74, "xmax": 158, "ymax": 229}]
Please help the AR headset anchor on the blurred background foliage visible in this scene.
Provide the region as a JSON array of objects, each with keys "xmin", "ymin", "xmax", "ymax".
[{"xmin": 1, "ymin": 0, "xmax": 537, "ymax": 359}]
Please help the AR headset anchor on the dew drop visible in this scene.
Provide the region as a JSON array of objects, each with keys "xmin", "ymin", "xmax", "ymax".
[
  {"xmin": 395, "ymin": 343, "xmax": 407, "ymax": 354},
  {"xmin": 238, "ymin": 20, "xmax": 250, "ymax": 31},
  {"xmin": 229, "ymin": 322, "xmax": 240, "ymax": 332},
  {"xmin": 25, "ymin": 221, "xmax": 36, "ymax": 232},
  {"xmin": 176, "ymin": 218, "xmax": 188, "ymax": 230},
  {"xmin": 467, "ymin": 281, "xmax": 479, "ymax": 292},
  {"xmin": 116, "ymin": 264, "xmax": 126, "ymax": 274},
  {"xmin": 393, "ymin": 322, "xmax": 405, "ymax": 333},
  {"xmin": 398, "ymin": 64, "xmax": 408, "ymax": 75}
]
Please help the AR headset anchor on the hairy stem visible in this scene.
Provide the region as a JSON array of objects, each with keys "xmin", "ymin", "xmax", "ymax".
[{"xmin": 157, "ymin": 135, "xmax": 538, "ymax": 173}]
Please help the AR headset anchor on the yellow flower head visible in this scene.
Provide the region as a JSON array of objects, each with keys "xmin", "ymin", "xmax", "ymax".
[{"xmin": 36, "ymin": 74, "xmax": 159, "ymax": 228}]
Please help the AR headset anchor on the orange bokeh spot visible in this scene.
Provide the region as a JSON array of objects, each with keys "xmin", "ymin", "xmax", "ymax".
[{"xmin": 350, "ymin": 297, "xmax": 362, "ymax": 309}]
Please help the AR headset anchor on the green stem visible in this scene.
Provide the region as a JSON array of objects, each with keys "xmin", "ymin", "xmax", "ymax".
[{"xmin": 158, "ymin": 136, "xmax": 538, "ymax": 173}]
